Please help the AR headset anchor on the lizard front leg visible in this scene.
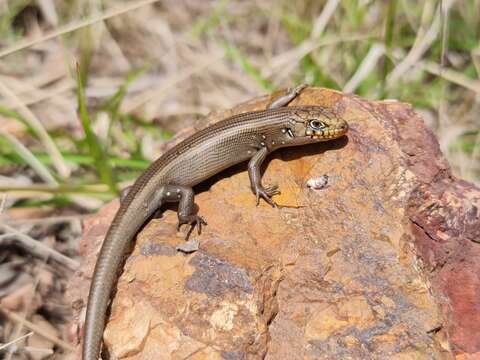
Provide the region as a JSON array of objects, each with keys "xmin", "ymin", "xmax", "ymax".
[
  {"xmin": 267, "ymin": 83, "xmax": 307, "ymax": 109},
  {"xmin": 248, "ymin": 147, "xmax": 280, "ymax": 207},
  {"xmin": 162, "ymin": 185, "xmax": 207, "ymax": 237},
  {"xmin": 247, "ymin": 84, "xmax": 307, "ymax": 206}
]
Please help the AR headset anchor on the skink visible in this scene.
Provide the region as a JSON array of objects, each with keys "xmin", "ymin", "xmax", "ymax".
[{"xmin": 82, "ymin": 85, "xmax": 348, "ymax": 359}]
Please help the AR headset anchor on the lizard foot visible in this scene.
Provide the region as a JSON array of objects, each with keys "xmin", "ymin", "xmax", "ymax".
[
  {"xmin": 177, "ymin": 214, "xmax": 207, "ymax": 238},
  {"xmin": 254, "ymin": 184, "xmax": 280, "ymax": 207},
  {"xmin": 288, "ymin": 83, "xmax": 308, "ymax": 95}
]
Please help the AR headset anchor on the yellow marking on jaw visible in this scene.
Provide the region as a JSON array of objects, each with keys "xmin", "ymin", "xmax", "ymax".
[{"xmin": 308, "ymin": 125, "xmax": 347, "ymax": 139}]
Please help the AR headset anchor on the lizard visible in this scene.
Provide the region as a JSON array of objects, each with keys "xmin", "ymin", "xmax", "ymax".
[{"xmin": 82, "ymin": 84, "xmax": 348, "ymax": 359}]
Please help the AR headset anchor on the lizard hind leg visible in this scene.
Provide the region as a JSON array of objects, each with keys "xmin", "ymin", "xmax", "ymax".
[{"xmin": 162, "ymin": 185, "xmax": 207, "ymax": 239}]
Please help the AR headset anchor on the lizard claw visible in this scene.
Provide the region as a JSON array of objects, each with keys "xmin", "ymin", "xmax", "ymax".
[
  {"xmin": 289, "ymin": 83, "xmax": 308, "ymax": 95},
  {"xmin": 177, "ymin": 215, "xmax": 207, "ymax": 238},
  {"xmin": 254, "ymin": 184, "xmax": 280, "ymax": 208},
  {"xmin": 264, "ymin": 184, "xmax": 281, "ymax": 197},
  {"xmin": 196, "ymin": 216, "xmax": 207, "ymax": 234}
]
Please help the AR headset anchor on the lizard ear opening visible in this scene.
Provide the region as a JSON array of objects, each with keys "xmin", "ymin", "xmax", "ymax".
[{"xmin": 282, "ymin": 127, "xmax": 294, "ymax": 138}]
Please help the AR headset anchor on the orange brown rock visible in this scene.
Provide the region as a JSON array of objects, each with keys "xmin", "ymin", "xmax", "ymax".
[{"xmin": 68, "ymin": 87, "xmax": 480, "ymax": 359}]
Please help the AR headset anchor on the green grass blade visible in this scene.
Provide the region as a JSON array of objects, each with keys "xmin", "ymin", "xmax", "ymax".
[
  {"xmin": 47, "ymin": 153, "xmax": 148, "ymax": 170},
  {"xmin": 75, "ymin": 63, "xmax": 119, "ymax": 194},
  {"xmin": 78, "ymin": 27, "xmax": 94, "ymax": 86},
  {"xmin": 0, "ymin": 183, "xmax": 111, "ymax": 194},
  {"xmin": 223, "ymin": 43, "xmax": 274, "ymax": 92},
  {"xmin": 0, "ymin": 0, "xmax": 29, "ymax": 39},
  {"xmin": 0, "ymin": 81, "xmax": 70, "ymax": 178},
  {"xmin": 0, "ymin": 106, "xmax": 33, "ymax": 131},
  {"xmin": 102, "ymin": 68, "xmax": 146, "ymax": 123},
  {"xmin": 0, "ymin": 184, "xmax": 116, "ymax": 203},
  {"xmin": 0, "ymin": 130, "xmax": 57, "ymax": 185}
]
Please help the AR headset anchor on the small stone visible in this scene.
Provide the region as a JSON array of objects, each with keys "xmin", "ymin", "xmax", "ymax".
[{"xmin": 176, "ymin": 239, "xmax": 200, "ymax": 253}]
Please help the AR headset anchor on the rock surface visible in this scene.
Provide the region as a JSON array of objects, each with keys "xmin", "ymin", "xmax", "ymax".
[{"xmin": 69, "ymin": 87, "xmax": 480, "ymax": 359}]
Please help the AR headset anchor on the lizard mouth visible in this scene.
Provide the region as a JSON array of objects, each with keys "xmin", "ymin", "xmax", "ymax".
[{"xmin": 307, "ymin": 123, "xmax": 348, "ymax": 140}]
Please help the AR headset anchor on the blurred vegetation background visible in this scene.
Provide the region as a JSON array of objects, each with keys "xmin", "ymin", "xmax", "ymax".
[
  {"xmin": 0, "ymin": 0, "xmax": 479, "ymax": 357},
  {"xmin": 0, "ymin": 0, "xmax": 479, "ymax": 211}
]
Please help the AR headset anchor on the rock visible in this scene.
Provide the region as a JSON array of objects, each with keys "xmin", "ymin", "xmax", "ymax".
[{"xmin": 68, "ymin": 87, "xmax": 480, "ymax": 359}]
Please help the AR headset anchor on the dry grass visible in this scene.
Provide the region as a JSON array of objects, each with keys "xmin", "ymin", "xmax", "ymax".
[{"xmin": 0, "ymin": 0, "xmax": 479, "ymax": 357}]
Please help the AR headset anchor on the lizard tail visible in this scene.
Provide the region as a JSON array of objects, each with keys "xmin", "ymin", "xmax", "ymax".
[{"xmin": 82, "ymin": 200, "xmax": 158, "ymax": 360}]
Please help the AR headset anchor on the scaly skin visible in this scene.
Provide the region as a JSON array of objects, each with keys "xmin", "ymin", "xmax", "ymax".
[{"xmin": 82, "ymin": 86, "xmax": 348, "ymax": 359}]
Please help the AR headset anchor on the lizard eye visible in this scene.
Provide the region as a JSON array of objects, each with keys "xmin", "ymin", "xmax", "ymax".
[{"xmin": 309, "ymin": 120, "xmax": 327, "ymax": 130}]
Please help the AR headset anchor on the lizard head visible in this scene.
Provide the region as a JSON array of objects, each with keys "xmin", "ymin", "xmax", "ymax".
[{"xmin": 282, "ymin": 107, "xmax": 348, "ymax": 145}]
